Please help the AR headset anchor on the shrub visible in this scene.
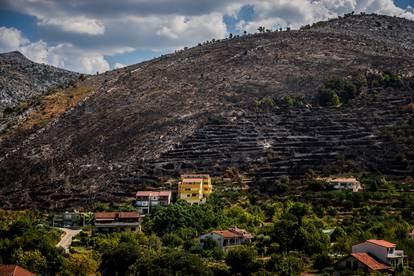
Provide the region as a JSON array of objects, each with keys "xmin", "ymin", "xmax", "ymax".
[{"xmin": 317, "ymin": 88, "xmax": 341, "ymax": 106}]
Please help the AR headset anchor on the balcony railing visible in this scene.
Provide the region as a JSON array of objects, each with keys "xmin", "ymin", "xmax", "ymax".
[
  {"xmin": 388, "ymin": 250, "xmax": 404, "ymax": 258},
  {"xmin": 95, "ymin": 222, "xmax": 140, "ymax": 227}
]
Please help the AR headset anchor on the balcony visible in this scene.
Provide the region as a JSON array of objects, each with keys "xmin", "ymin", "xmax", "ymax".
[
  {"xmin": 136, "ymin": 201, "xmax": 149, "ymax": 206},
  {"xmin": 388, "ymin": 250, "xmax": 404, "ymax": 258},
  {"xmin": 95, "ymin": 222, "xmax": 140, "ymax": 227}
]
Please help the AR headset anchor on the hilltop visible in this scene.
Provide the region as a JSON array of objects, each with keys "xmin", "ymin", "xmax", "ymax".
[
  {"xmin": 0, "ymin": 51, "xmax": 79, "ymax": 132},
  {"xmin": 0, "ymin": 14, "xmax": 413, "ymax": 209}
]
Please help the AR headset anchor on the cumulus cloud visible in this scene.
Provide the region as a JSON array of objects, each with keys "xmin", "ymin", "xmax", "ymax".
[
  {"xmin": 38, "ymin": 17, "xmax": 105, "ymax": 35},
  {"xmin": 235, "ymin": 0, "xmax": 414, "ymax": 32},
  {"xmin": 1, "ymin": 0, "xmax": 413, "ymax": 72},
  {"xmin": 0, "ymin": 26, "xmax": 110, "ymax": 74},
  {"xmin": 0, "ymin": 27, "xmax": 29, "ymax": 52},
  {"xmin": 114, "ymin": 63, "xmax": 126, "ymax": 69}
]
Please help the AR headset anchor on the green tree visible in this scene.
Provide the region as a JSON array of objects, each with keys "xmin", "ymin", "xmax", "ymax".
[
  {"xmin": 62, "ymin": 252, "xmax": 99, "ymax": 276},
  {"xmin": 12, "ymin": 248, "xmax": 47, "ymax": 275},
  {"xmin": 225, "ymin": 246, "xmax": 259, "ymax": 275},
  {"xmin": 266, "ymin": 253, "xmax": 304, "ymax": 275}
]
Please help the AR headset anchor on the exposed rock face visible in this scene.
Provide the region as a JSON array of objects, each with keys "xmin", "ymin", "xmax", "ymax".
[
  {"xmin": 0, "ymin": 14, "xmax": 413, "ymax": 209},
  {"xmin": 0, "ymin": 51, "xmax": 78, "ymax": 109}
]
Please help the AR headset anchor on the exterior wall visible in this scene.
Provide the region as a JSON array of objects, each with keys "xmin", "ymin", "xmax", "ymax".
[
  {"xmin": 200, "ymin": 233, "xmax": 224, "ymax": 249},
  {"xmin": 136, "ymin": 193, "xmax": 171, "ymax": 214},
  {"xmin": 200, "ymin": 233, "xmax": 247, "ymax": 250},
  {"xmin": 352, "ymin": 242, "xmax": 388, "ymax": 263},
  {"xmin": 178, "ymin": 180, "xmax": 203, "ymax": 204}
]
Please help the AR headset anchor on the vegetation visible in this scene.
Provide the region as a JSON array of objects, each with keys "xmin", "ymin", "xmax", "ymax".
[{"xmin": 1, "ymin": 179, "xmax": 414, "ymax": 275}]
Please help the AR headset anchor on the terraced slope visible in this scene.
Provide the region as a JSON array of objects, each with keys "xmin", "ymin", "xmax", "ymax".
[{"xmin": 0, "ymin": 14, "xmax": 413, "ymax": 209}]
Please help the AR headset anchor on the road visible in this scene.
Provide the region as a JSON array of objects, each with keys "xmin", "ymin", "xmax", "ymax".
[{"xmin": 56, "ymin": 228, "xmax": 82, "ymax": 253}]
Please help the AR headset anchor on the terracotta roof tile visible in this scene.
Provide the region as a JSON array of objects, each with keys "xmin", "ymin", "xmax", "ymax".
[
  {"xmin": 367, "ymin": 240, "xmax": 396, "ymax": 248},
  {"xmin": 212, "ymin": 230, "xmax": 241, "ymax": 238},
  {"xmin": 135, "ymin": 191, "xmax": 171, "ymax": 197},
  {"xmin": 94, "ymin": 212, "xmax": 117, "ymax": 220},
  {"xmin": 118, "ymin": 212, "xmax": 140, "ymax": 219},
  {"xmin": 0, "ymin": 265, "xmax": 36, "ymax": 276},
  {"xmin": 94, "ymin": 212, "xmax": 139, "ymax": 220},
  {"xmin": 351, "ymin": 253, "xmax": 391, "ymax": 271}
]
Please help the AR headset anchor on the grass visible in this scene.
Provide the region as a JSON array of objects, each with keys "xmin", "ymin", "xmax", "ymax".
[{"xmin": 20, "ymin": 86, "xmax": 93, "ymax": 130}]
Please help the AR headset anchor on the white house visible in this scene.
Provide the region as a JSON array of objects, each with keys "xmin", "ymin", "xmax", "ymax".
[
  {"xmin": 200, "ymin": 227, "xmax": 253, "ymax": 250},
  {"xmin": 135, "ymin": 191, "xmax": 171, "ymax": 214},
  {"xmin": 328, "ymin": 177, "xmax": 363, "ymax": 192},
  {"xmin": 352, "ymin": 240, "xmax": 404, "ymax": 267}
]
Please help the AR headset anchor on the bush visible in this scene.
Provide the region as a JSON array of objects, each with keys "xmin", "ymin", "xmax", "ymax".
[
  {"xmin": 317, "ymin": 88, "xmax": 341, "ymax": 107},
  {"xmin": 266, "ymin": 253, "xmax": 305, "ymax": 275},
  {"xmin": 225, "ymin": 246, "xmax": 259, "ymax": 275}
]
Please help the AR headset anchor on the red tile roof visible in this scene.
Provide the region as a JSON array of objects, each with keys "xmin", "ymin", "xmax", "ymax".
[
  {"xmin": 118, "ymin": 212, "xmax": 140, "ymax": 219},
  {"xmin": 211, "ymin": 228, "xmax": 253, "ymax": 239},
  {"xmin": 0, "ymin": 265, "xmax": 36, "ymax": 276},
  {"xmin": 212, "ymin": 230, "xmax": 241, "ymax": 238},
  {"xmin": 135, "ymin": 191, "xmax": 171, "ymax": 197},
  {"xmin": 367, "ymin": 240, "xmax": 396, "ymax": 248},
  {"xmin": 351, "ymin": 253, "xmax": 391, "ymax": 271},
  {"xmin": 94, "ymin": 212, "xmax": 139, "ymax": 220},
  {"xmin": 94, "ymin": 212, "xmax": 117, "ymax": 220}
]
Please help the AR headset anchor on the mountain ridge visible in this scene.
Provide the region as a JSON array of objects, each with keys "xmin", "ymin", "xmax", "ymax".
[{"xmin": 0, "ymin": 14, "xmax": 413, "ymax": 209}]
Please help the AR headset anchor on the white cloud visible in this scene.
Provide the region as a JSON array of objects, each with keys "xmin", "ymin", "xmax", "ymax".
[
  {"xmin": 1, "ymin": 0, "xmax": 414, "ymax": 72},
  {"xmin": 233, "ymin": 0, "xmax": 414, "ymax": 32},
  {"xmin": 0, "ymin": 27, "xmax": 29, "ymax": 52},
  {"xmin": 0, "ymin": 26, "xmax": 110, "ymax": 74},
  {"xmin": 114, "ymin": 62, "xmax": 126, "ymax": 69},
  {"xmin": 38, "ymin": 16, "xmax": 105, "ymax": 35}
]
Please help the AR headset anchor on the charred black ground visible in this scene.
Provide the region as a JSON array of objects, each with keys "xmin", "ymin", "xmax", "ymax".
[{"xmin": 0, "ymin": 14, "xmax": 413, "ymax": 209}]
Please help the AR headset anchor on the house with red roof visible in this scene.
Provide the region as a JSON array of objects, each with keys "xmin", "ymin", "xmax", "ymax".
[
  {"xmin": 335, "ymin": 239, "xmax": 405, "ymax": 275},
  {"xmin": 135, "ymin": 190, "xmax": 172, "ymax": 214},
  {"xmin": 334, "ymin": 253, "xmax": 392, "ymax": 275},
  {"xmin": 199, "ymin": 227, "xmax": 253, "ymax": 250},
  {"xmin": 0, "ymin": 264, "xmax": 35, "ymax": 276},
  {"xmin": 352, "ymin": 240, "xmax": 405, "ymax": 267},
  {"xmin": 93, "ymin": 211, "xmax": 140, "ymax": 234}
]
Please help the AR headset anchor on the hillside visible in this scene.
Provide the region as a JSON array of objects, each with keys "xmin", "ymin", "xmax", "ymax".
[
  {"xmin": 0, "ymin": 14, "xmax": 413, "ymax": 209},
  {"xmin": 0, "ymin": 51, "xmax": 79, "ymax": 132}
]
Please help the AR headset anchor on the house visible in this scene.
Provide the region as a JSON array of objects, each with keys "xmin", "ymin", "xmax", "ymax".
[
  {"xmin": 328, "ymin": 177, "xmax": 363, "ymax": 192},
  {"xmin": 334, "ymin": 253, "xmax": 392, "ymax": 275},
  {"xmin": 352, "ymin": 240, "xmax": 404, "ymax": 267},
  {"xmin": 0, "ymin": 264, "xmax": 35, "ymax": 276},
  {"xmin": 93, "ymin": 212, "xmax": 140, "ymax": 234},
  {"xmin": 200, "ymin": 227, "xmax": 253, "ymax": 250},
  {"xmin": 52, "ymin": 211, "xmax": 84, "ymax": 228},
  {"xmin": 178, "ymin": 174, "xmax": 213, "ymax": 204},
  {"xmin": 135, "ymin": 191, "xmax": 172, "ymax": 214}
]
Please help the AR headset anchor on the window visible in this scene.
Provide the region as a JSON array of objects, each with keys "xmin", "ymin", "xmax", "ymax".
[{"xmin": 192, "ymin": 193, "xmax": 197, "ymax": 196}]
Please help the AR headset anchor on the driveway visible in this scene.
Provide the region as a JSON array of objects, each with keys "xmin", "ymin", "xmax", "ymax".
[{"xmin": 56, "ymin": 228, "xmax": 82, "ymax": 253}]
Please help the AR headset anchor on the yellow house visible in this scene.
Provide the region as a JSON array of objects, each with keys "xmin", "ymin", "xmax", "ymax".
[{"xmin": 178, "ymin": 174, "xmax": 213, "ymax": 204}]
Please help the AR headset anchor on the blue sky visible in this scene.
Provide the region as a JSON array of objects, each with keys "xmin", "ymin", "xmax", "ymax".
[{"xmin": 0, "ymin": 0, "xmax": 413, "ymax": 73}]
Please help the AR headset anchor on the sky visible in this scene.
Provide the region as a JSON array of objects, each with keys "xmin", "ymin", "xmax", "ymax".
[{"xmin": 0, "ymin": 0, "xmax": 413, "ymax": 74}]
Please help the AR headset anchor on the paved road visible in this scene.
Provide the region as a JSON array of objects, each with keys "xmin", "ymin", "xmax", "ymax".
[{"xmin": 56, "ymin": 228, "xmax": 81, "ymax": 253}]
